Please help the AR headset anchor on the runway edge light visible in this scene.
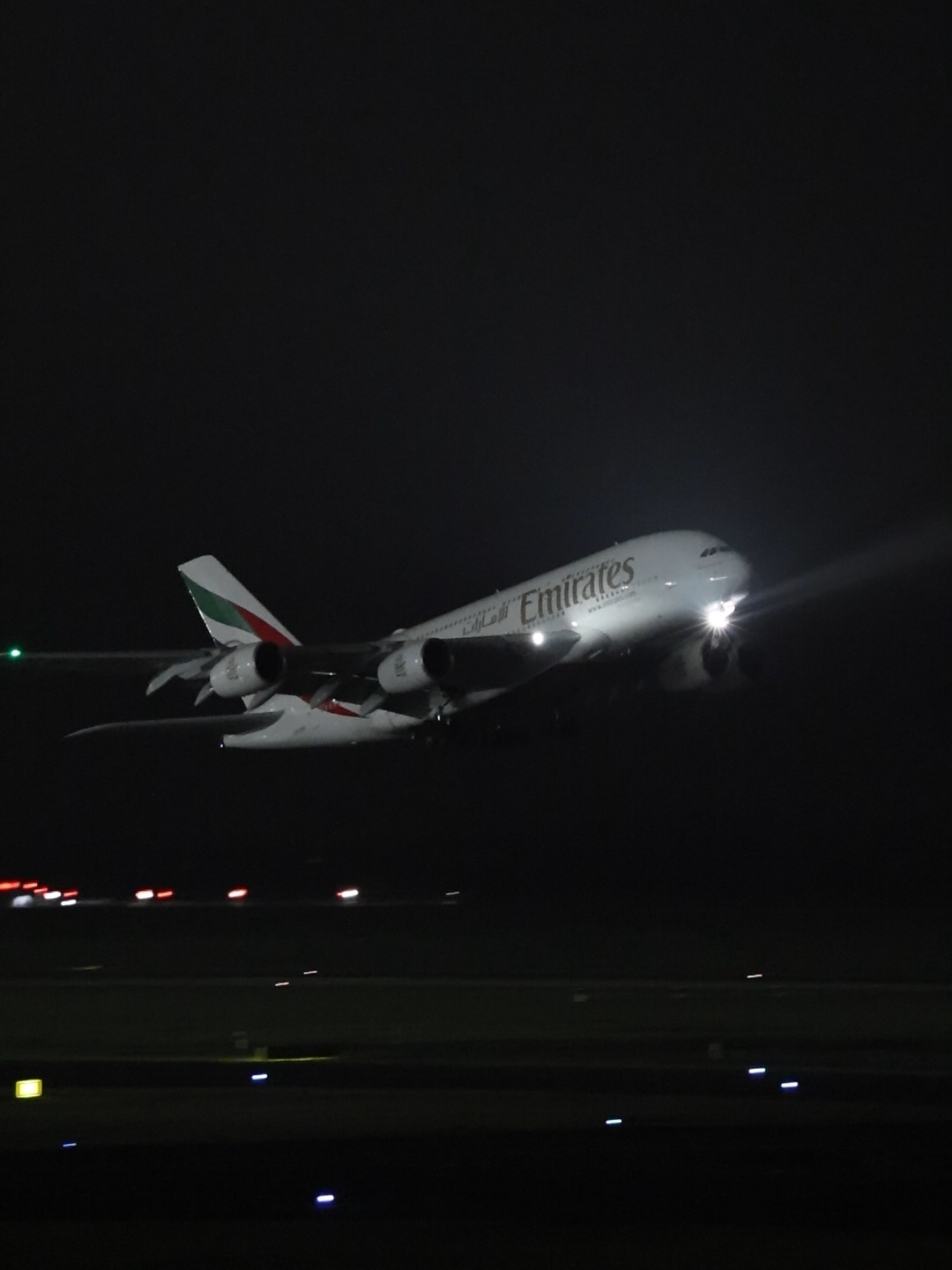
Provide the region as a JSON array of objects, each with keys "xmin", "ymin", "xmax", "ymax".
[{"xmin": 16, "ymin": 1079, "xmax": 42, "ymax": 1099}]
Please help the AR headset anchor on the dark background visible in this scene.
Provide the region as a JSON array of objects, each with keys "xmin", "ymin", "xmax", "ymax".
[{"xmin": 1, "ymin": 4, "xmax": 949, "ymax": 912}]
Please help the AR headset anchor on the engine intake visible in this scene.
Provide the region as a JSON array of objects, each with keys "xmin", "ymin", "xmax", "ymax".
[{"xmin": 209, "ymin": 642, "xmax": 285, "ymax": 699}]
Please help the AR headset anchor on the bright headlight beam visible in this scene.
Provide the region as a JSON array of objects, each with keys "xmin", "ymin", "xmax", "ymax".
[
  {"xmin": 703, "ymin": 601, "xmax": 736, "ymax": 631},
  {"xmin": 531, "ymin": 631, "xmax": 545, "ymax": 646}
]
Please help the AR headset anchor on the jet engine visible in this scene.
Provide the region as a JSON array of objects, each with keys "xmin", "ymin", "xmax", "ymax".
[
  {"xmin": 208, "ymin": 642, "xmax": 286, "ymax": 699},
  {"xmin": 376, "ymin": 640, "xmax": 453, "ymax": 694},
  {"xmin": 377, "ymin": 633, "xmax": 576, "ymax": 695}
]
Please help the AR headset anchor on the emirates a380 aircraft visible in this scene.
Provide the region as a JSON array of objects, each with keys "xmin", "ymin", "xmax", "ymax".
[{"xmin": 7, "ymin": 530, "xmax": 755, "ymax": 747}]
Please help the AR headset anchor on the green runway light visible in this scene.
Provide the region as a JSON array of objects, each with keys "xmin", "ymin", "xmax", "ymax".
[{"xmin": 8, "ymin": 648, "xmax": 23, "ymax": 659}]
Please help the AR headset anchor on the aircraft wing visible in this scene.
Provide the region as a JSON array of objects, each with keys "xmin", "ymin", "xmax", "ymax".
[
  {"xmin": 2, "ymin": 643, "xmax": 396, "ymax": 691},
  {"xmin": 3, "ymin": 650, "xmax": 216, "ymax": 674},
  {"xmin": 66, "ymin": 713, "xmax": 283, "ymax": 740}
]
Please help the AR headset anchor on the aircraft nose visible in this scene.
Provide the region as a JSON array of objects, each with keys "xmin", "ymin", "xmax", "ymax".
[{"xmin": 732, "ymin": 552, "xmax": 752, "ymax": 592}]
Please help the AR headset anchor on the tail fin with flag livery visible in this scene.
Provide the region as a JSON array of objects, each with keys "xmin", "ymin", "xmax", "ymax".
[{"xmin": 177, "ymin": 556, "xmax": 299, "ymax": 648}]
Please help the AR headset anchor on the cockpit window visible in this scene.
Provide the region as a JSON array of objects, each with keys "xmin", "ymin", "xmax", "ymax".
[{"xmin": 700, "ymin": 545, "xmax": 731, "ymax": 557}]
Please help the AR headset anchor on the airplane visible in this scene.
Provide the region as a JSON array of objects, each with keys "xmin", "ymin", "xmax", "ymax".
[{"xmin": 4, "ymin": 530, "xmax": 756, "ymax": 748}]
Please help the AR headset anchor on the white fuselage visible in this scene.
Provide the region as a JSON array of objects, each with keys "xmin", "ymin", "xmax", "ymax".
[{"xmin": 225, "ymin": 530, "xmax": 750, "ymax": 748}]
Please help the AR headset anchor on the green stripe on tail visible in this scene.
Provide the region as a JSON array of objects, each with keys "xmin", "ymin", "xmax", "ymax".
[{"xmin": 180, "ymin": 577, "xmax": 254, "ymax": 634}]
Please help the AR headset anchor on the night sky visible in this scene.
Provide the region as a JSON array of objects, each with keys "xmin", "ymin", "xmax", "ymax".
[{"xmin": 2, "ymin": 5, "xmax": 949, "ymax": 909}]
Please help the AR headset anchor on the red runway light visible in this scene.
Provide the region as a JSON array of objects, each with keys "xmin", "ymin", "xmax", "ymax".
[
  {"xmin": 62, "ymin": 890, "xmax": 78, "ymax": 898},
  {"xmin": 34, "ymin": 887, "xmax": 48, "ymax": 895},
  {"xmin": 22, "ymin": 882, "xmax": 38, "ymax": 890},
  {"xmin": 0, "ymin": 881, "xmax": 21, "ymax": 891},
  {"xmin": 156, "ymin": 890, "xmax": 174, "ymax": 900},
  {"xmin": 227, "ymin": 888, "xmax": 248, "ymax": 900}
]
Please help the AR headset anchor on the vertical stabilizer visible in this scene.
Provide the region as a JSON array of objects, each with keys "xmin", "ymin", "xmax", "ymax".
[{"xmin": 178, "ymin": 556, "xmax": 299, "ymax": 647}]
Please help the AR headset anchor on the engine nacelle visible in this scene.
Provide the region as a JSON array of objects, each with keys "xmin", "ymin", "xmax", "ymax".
[
  {"xmin": 376, "ymin": 639, "xmax": 452, "ymax": 694},
  {"xmin": 208, "ymin": 642, "xmax": 286, "ymax": 699}
]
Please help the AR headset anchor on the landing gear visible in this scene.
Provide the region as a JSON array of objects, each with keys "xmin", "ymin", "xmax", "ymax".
[{"xmin": 701, "ymin": 634, "xmax": 731, "ymax": 680}]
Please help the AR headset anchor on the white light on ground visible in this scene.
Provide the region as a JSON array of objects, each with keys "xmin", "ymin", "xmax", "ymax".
[
  {"xmin": 250, "ymin": 1073, "xmax": 267, "ymax": 1083},
  {"xmin": 336, "ymin": 888, "xmax": 359, "ymax": 900},
  {"xmin": 303, "ymin": 970, "xmax": 318, "ymax": 975},
  {"xmin": 275, "ymin": 981, "xmax": 289, "ymax": 987},
  {"xmin": 531, "ymin": 631, "xmax": 545, "ymax": 646},
  {"xmin": 748, "ymin": 1067, "xmax": 766, "ymax": 1076},
  {"xmin": 746, "ymin": 973, "xmax": 763, "ymax": 979},
  {"xmin": 15, "ymin": 1079, "xmax": 42, "ymax": 1099},
  {"xmin": 227, "ymin": 888, "xmax": 248, "ymax": 899},
  {"xmin": 60, "ymin": 899, "xmax": 77, "ymax": 907},
  {"xmin": 135, "ymin": 889, "xmax": 154, "ymax": 901},
  {"xmin": 605, "ymin": 1118, "xmax": 622, "ymax": 1126},
  {"xmin": 62, "ymin": 1142, "xmax": 76, "ymax": 1149},
  {"xmin": 43, "ymin": 891, "xmax": 62, "ymax": 901},
  {"xmin": 315, "ymin": 1193, "xmax": 335, "ymax": 1206},
  {"xmin": 780, "ymin": 1081, "xmax": 799, "ymax": 1091}
]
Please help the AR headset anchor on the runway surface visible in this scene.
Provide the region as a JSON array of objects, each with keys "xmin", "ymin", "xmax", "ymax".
[
  {"xmin": 2, "ymin": 975, "xmax": 950, "ymax": 1062},
  {"xmin": 3, "ymin": 903, "xmax": 950, "ymax": 1153}
]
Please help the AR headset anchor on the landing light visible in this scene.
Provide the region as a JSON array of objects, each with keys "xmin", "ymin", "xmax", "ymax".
[
  {"xmin": 531, "ymin": 631, "xmax": 545, "ymax": 646},
  {"xmin": 703, "ymin": 600, "xmax": 736, "ymax": 631}
]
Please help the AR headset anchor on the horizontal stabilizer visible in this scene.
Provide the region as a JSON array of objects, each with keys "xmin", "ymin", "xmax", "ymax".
[{"xmin": 66, "ymin": 713, "xmax": 282, "ymax": 740}]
